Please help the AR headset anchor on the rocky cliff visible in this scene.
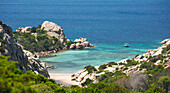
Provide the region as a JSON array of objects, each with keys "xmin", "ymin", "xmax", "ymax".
[{"xmin": 0, "ymin": 21, "xmax": 49, "ymax": 77}]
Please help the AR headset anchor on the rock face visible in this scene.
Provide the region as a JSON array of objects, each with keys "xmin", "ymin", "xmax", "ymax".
[
  {"xmin": 0, "ymin": 21, "xmax": 49, "ymax": 78},
  {"xmin": 41, "ymin": 21, "xmax": 67, "ymax": 44}
]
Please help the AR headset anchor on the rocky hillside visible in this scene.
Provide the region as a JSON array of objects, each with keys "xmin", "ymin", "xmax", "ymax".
[
  {"xmin": 0, "ymin": 21, "xmax": 49, "ymax": 77},
  {"xmin": 71, "ymin": 39, "xmax": 170, "ymax": 86},
  {"xmin": 14, "ymin": 21, "xmax": 93, "ymax": 56}
]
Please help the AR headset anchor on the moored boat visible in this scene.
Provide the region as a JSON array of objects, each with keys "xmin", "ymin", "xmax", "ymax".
[{"xmin": 125, "ymin": 43, "xmax": 129, "ymax": 47}]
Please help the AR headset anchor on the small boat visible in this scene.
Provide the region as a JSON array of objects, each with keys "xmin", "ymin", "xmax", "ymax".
[{"xmin": 125, "ymin": 43, "xmax": 129, "ymax": 47}]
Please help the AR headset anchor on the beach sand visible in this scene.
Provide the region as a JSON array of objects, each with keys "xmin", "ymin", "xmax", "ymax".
[{"xmin": 49, "ymin": 73, "xmax": 80, "ymax": 86}]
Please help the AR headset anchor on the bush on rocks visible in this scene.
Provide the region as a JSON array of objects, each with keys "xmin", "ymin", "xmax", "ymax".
[
  {"xmin": 84, "ymin": 65, "xmax": 97, "ymax": 74},
  {"xmin": 98, "ymin": 64, "xmax": 107, "ymax": 70}
]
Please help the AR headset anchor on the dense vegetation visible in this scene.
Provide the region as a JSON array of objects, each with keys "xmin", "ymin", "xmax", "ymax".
[
  {"xmin": 0, "ymin": 50, "xmax": 170, "ymax": 93},
  {"xmin": 0, "ymin": 55, "xmax": 66, "ymax": 93},
  {"xmin": 0, "ymin": 55, "xmax": 132, "ymax": 93},
  {"xmin": 2, "ymin": 53, "xmax": 168, "ymax": 93},
  {"xmin": 84, "ymin": 64, "xmax": 170, "ymax": 93},
  {"xmin": 84, "ymin": 65, "xmax": 97, "ymax": 74},
  {"xmin": 13, "ymin": 25, "xmax": 64, "ymax": 53}
]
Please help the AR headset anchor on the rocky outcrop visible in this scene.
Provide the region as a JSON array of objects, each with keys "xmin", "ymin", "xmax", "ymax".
[
  {"xmin": 160, "ymin": 39, "xmax": 170, "ymax": 44},
  {"xmin": 16, "ymin": 26, "xmax": 32, "ymax": 33},
  {"xmin": 0, "ymin": 21, "xmax": 49, "ymax": 78},
  {"xmin": 71, "ymin": 39, "xmax": 170, "ymax": 85},
  {"xmin": 14, "ymin": 21, "xmax": 94, "ymax": 56},
  {"xmin": 41, "ymin": 21, "xmax": 67, "ymax": 44},
  {"xmin": 70, "ymin": 37, "xmax": 94, "ymax": 49}
]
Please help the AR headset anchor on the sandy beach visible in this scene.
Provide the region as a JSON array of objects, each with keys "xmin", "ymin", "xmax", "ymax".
[{"xmin": 49, "ymin": 73, "xmax": 80, "ymax": 86}]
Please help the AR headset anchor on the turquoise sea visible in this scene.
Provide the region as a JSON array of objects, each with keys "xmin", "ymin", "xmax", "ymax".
[{"xmin": 0, "ymin": 0, "xmax": 170, "ymax": 73}]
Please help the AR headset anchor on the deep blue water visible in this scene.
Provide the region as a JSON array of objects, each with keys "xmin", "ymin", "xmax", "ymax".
[{"xmin": 1, "ymin": 0, "xmax": 170, "ymax": 73}]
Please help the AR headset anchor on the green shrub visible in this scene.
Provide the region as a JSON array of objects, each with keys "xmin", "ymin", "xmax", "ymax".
[
  {"xmin": 77, "ymin": 41, "xmax": 81, "ymax": 43},
  {"xmin": 96, "ymin": 70, "xmax": 103, "ymax": 74},
  {"xmin": 123, "ymin": 67, "xmax": 128, "ymax": 71},
  {"xmin": 84, "ymin": 65, "xmax": 97, "ymax": 74},
  {"xmin": 162, "ymin": 44, "xmax": 170, "ymax": 54},
  {"xmin": 157, "ymin": 76, "xmax": 170, "ymax": 93},
  {"xmin": 66, "ymin": 41, "xmax": 73, "ymax": 47},
  {"xmin": 0, "ymin": 44, "xmax": 6, "ymax": 53},
  {"xmin": 27, "ymin": 28, "xmax": 31, "ymax": 31},
  {"xmin": 98, "ymin": 64, "xmax": 107, "ymax": 70},
  {"xmin": 31, "ymin": 26, "xmax": 37, "ymax": 33},
  {"xmin": 119, "ymin": 62, "xmax": 125, "ymax": 65},
  {"xmin": 81, "ymin": 78, "xmax": 93, "ymax": 86},
  {"xmin": 33, "ymin": 84, "xmax": 53, "ymax": 93},
  {"xmin": 116, "ymin": 68, "xmax": 119, "ymax": 70},
  {"xmin": 37, "ymin": 24, "xmax": 41, "ymax": 28},
  {"xmin": 98, "ymin": 74, "xmax": 111, "ymax": 81},
  {"xmin": 140, "ymin": 56, "xmax": 144, "ymax": 59},
  {"xmin": 125, "ymin": 59, "xmax": 139, "ymax": 67},
  {"xmin": 149, "ymin": 54, "xmax": 163, "ymax": 62},
  {"xmin": 0, "ymin": 39, "xmax": 3, "ymax": 42},
  {"xmin": 99, "ymin": 71, "xmax": 127, "ymax": 83},
  {"xmin": 98, "ymin": 72, "xmax": 114, "ymax": 81},
  {"xmin": 144, "ymin": 87, "xmax": 166, "ymax": 93},
  {"xmin": 135, "ymin": 54, "xmax": 139, "ymax": 58},
  {"xmin": 140, "ymin": 62, "xmax": 154, "ymax": 71},
  {"xmin": 166, "ymin": 50, "xmax": 170, "ymax": 54},
  {"xmin": 87, "ymin": 83, "xmax": 130, "ymax": 93},
  {"xmin": 108, "ymin": 62, "xmax": 117, "ymax": 67}
]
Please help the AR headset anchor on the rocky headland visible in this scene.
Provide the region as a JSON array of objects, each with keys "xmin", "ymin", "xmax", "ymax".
[
  {"xmin": 15, "ymin": 21, "xmax": 93, "ymax": 57},
  {"xmin": 71, "ymin": 39, "xmax": 170, "ymax": 86}
]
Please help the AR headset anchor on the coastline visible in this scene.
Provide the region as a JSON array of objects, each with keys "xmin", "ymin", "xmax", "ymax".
[{"xmin": 71, "ymin": 39, "xmax": 170, "ymax": 84}]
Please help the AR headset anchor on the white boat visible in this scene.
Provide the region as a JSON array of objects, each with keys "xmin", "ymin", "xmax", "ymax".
[{"xmin": 125, "ymin": 43, "xmax": 129, "ymax": 47}]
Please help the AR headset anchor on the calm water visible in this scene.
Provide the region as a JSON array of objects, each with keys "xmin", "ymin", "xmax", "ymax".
[{"xmin": 1, "ymin": 0, "xmax": 170, "ymax": 73}]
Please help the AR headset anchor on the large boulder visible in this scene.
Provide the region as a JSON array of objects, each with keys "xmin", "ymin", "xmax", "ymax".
[
  {"xmin": 70, "ymin": 44, "xmax": 76, "ymax": 49},
  {"xmin": 74, "ymin": 37, "xmax": 93, "ymax": 49},
  {"xmin": 160, "ymin": 39, "xmax": 170, "ymax": 44},
  {"xmin": 76, "ymin": 43, "xmax": 83, "ymax": 49},
  {"xmin": 41, "ymin": 21, "xmax": 66, "ymax": 44},
  {"xmin": 0, "ymin": 21, "xmax": 49, "ymax": 78},
  {"xmin": 16, "ymin": 27, "xmax": 32, "ymax": 33},
  {"xmin": 41, "ymin": 21, "xmax": 61, "ymax": 32}
]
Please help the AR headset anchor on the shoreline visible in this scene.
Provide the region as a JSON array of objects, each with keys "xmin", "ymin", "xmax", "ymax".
[
  {"xmin": 44, "ymin": 40, "xmax": 167, "ymax": 86},
  {"xmin": 49, "ymin": 73, "xmax": 80, "ymax": 86},
  {"xmin": 42, "ymin": 47, "xmax": 95, "ymax": 86},
  {"xmin": 38, "ymin": 46, "xmax": 94, "ymax": 57}
]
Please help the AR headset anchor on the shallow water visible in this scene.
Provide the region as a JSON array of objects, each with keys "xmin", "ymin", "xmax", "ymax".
[{"xmin": 40, "ymin": 42, "xmax": 161, "ymax": 73}]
